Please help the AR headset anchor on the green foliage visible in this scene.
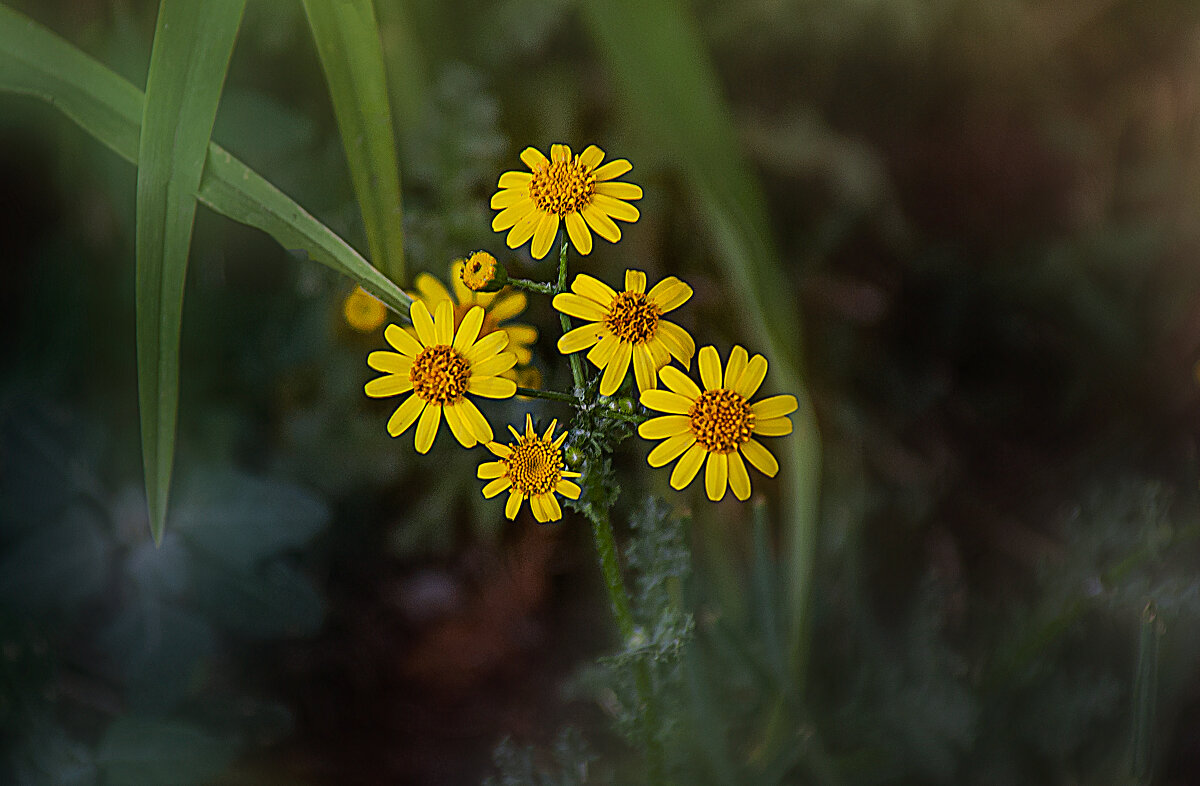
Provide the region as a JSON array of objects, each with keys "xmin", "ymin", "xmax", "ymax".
[{"xmin": 484, "ymin": 728, "xmax": 605, "ymax": 786}]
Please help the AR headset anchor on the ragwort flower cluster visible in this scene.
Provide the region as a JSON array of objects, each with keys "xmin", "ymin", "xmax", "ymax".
[{"xmin": 362, "ymin": 142, "xmax": 799, "ymax": 520}]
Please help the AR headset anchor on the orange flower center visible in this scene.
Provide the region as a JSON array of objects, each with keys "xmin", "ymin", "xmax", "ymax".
[
  {"xmin": 604, "ymin": 291, "xmax": 661, "ymax": 345},
  {"xmin": 529, "ymin": 157, "xmax": 596, "ymax": 216},
  {"xmin": 505, "ymin": 437, "xmax": 565, "ymax": 496},
  {"xmin": 409, "ymin": 345, "xmax": 471, "ymax": 405},
  {"xmin": 689, "ymin": 389, "xmax": 754, "ymax": 453}
]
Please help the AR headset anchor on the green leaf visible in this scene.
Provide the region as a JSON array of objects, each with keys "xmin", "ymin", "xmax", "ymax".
[
  {"xmin": 303, "ymin": 0, "xmax": 407, "ymax": 283},
  {"xmin": 582, "ymin": 0, "xmax": 823, "ymax": 683},
  {"xmin": 97, "ymin": 717, "xmax": 236, "ymax": 786},
  {"xmin": 136, "ymin": 0, "xmax": 247, "ymax": 545}
]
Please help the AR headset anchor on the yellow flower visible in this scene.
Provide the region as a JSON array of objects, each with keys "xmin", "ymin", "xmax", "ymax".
[
  {"xmin": 638, "ymin": 346, "xmax": 798, "ymax": 502},
  {"xmin": 554, "ymin": 269, "xmax": 695, "ymax": 397},
  {"xmin": 477, "ymin": 415, "xmax": 582, "ymax": 523},
  {"xmin": 459, "ymin": 250, "xmax": 507, "ymax": 293},
  {"xmin": 491, "ymin": 144, "xmax": 643, "ymax": 259},
  {"xmin": 365, "ymin": 300, "xmax": 517, "ymax": 453},
  {"xmin": 342, "ymin": 286, "xmax": 387, "ymax": 332},
  {"xmin": 407, "ymin": 263, "xmax": 539, "ymax": 380}
]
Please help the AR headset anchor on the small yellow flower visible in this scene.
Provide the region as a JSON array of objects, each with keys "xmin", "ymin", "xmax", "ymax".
[
  {"xmin": 342, "ymin": 286, "xmax": 387, "ymax": 332},
  {"xmin": 406, "ymin": 263, "xmax": 540, "ymax": 387},
  {"xmin": 459, "ymin": 250, "xmax": 507, "ymax": 293},
  {"xmin": 365, "ymin": 300, "xmax": 517, "ymax": 453},
  {"xmin": 491, "ymin": 144, "xmax": 643, "ymax": 259},
  {"xmin": 638, "ymin": 346, "xmax": 798, "ymax": 502},
  {"xmin": 477, "ymin": 415, "xmax": 582, "ymax": 523},
  {"xmin": 554, "ymin": 269, "xmax": 695, "ymax": 397}
]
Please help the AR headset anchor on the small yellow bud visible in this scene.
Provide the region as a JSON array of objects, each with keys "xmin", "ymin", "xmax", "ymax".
[{"xmin": 459, "ymin": 251, "xmax": 508, "ymax": 293}]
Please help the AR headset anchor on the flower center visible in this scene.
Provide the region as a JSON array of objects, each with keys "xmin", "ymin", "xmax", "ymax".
[
  {"xmin": 528, "ymin": 157, "xmax": 596, "ymax": 216},
  {"xmin": 505, "ymin": 437, "xmax": 564, "ymax": 496},
  {"xmin": 689, "ymin": 389, "xmax": 755, "ymax": 453},
  {"xmin": 461, "ymin": 252, "xmax": 497, "ymax": 292},
  {"xmin": 409, "ymin": 345, "xmax": 471, "ymax": 405},
  {"xmin": 604, "ymin": 291, "xmax": 661, "ymax": 345}
]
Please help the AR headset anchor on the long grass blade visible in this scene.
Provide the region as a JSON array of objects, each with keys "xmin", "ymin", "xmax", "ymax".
[
  {"xmin": 302, "ymin": 0, "xmax": 406, "ymax": 284},
  {"xmin": 1130, "ymin": 601, "xmax": 1161, "ymax": 784},
  {"xmin": 583, "ymin": 0, "xmax": 823, "ymax": 686},
  {"xmin": 136, "ymin": 0, "xmax": 247, "ymax": 543}
]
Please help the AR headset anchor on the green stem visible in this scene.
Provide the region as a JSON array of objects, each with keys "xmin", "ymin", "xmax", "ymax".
[
  {"xmin": 515, "ymin": 386, "xmax": 578, "ymax": 405},
  {"xmin": 556, "ymin": 235, "xmax": 587, "ymax": 393},
  {"xmin": 506, "ymin": 276, "xmax": 556, "ymax": 295}
]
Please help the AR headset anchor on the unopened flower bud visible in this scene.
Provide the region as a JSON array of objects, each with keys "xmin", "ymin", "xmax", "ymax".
[{"xmin": 458, "ymin": 251, "xmax": 508, "ymax": 293}]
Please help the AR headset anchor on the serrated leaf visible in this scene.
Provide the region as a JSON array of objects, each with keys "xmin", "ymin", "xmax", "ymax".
[
  {"xmin": 303, "ymin": 0, "xmax": 406, "ymax": 283},
  {"xmin": 136, "ymin": 0, "xmax": 247, "ymax": 546}
]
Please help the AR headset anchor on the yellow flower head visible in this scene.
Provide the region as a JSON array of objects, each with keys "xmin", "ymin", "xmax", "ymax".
[
  {"xmin": 407, "ymin": 264, "xmax": 540, "ymax": 386},
  {"xmin": 459, "ymin": 251, "xmax": 507, "ymax": 293},
  {"xmin": 491, "ymin": 144, "xmax": 643, "ymax": 259},
  {"xmin": 638, "ymin": 346, "xmax": 798, "ymax": 502},
  {"xmin": 554, "ymin": 269, "xmax": 696, "ymax": 397},
  {"xmin": 365, "ymin": 300, "xmax": 518, "ymax": 453},
  {"xmin": 342, "ymin": 286, "xmax": 387, "ymax": 332},
  {"xmin": 477, "ymin": 415, "xmax": 582, "ymax": 523}
]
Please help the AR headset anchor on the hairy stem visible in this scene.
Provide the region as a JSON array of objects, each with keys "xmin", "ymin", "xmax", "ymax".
[
  {"xmin": 556, "ymin": 236, "xmax": 587, "ymax": 393},
  {"xmin": 514, "ymin": 386, "xmax": 577, "ymax": 405},
  {"xmin": 506, "ymin": 276, "xmax": 556, "ymax": 295}
]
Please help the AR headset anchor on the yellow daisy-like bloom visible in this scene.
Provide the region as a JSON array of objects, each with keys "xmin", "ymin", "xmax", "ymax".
[
  {"xmin": 407, "ymin": 262, "xmax": 539, "ymax": 376},
  {"xmin": 490, "ymin": 144, "xmax": 643, "ymax": 259},
  {"xmin": 365, "ymin": 300, "xmax": 517, "ymax": 453},
  {"xmin": 477, "ymin": 415, "xmax": 582, "ymax": 523},
  {"xmin": 638, "ymin": 345, "xmax": 798, "ymax": 502},
  {"xmin": 554, "ymin": 269, "xmax": 696, "ymax": 397},
  {"xmin": 342, "ymin": 286, "xmax": 387, "ymax": 332}
]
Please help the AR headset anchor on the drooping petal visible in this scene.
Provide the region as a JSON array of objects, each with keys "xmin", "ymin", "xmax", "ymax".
[
  {"xmin": 367, "ymin": 351, "xmax": 412, "ymax": 376},
  {"xmin": 727, "ymin": 451, "xmax": 752, "ymax": 501},
  {"xmin": 658, "ymin": 366, "xmax": 702, "ymax": 399},
  {"xmin": 530, "ymin": 212, "xmax": 560, "ymax": 259},
  {"xmin": 465, "ymin": 331, "xmax": 509, "ymax": 363},
  {"xmin": 580, "ymin": 204, "xmax": 621, "ymax": 242},
  {"xmin": 482, "ymin": 477, "xmax": 511, "ymax": 498},
  {"xmin": 558, "ymin": 323, "xmax": 606, "ymax": 354},
  {"xmin": 705, "ymin": 452, "xmax": 729, "ymax": 502},
  {"xmin": 655, "ymin": 321, "xmax": 695, "ymax": 369},
  {"xmin": 505, "ymin": 491, "xmax": 525, "ymax": 519},
  {"xmin": 647, "ymin": 433, "xmax": 696, "ymax": 468},
  {"xmin": 385, "ymin": 323, "xmax": 425, "ymax": 357},
  {"xmin": 409, "ymin": 300, "xmax": 437, "ymax": 348},
  {"xmin": 454, "ymin": 305, "xmax": 485, "ymax": 351},
  {"xmin": 638, "ymin": 415, "xmax": 691, "ymax": 440},
  {"xmin": 647, "ymin": 338, "xmax": 671, "ymax": 369},
  {"xmin": 468, "ymin": 376, "xmax": 518, "ymax": 398},
  {"xmin": 697, "ymin": 346, "xmax": 723, "ymax": 391},
  {"xmin": 624, "ymin": 269, "xmax": 647, "ymax": 293},
  {"xmin": 571, "ymin": 273, "xmax": 618, "ymax": 305},
  {"xmin": 735, "ymin": 354, "xmax": 768, "ymax": 398},
  {"xmin": 471, "ymin": 352, "xmax": 518, "ymax": 378},
  {"xmin": 600, "ymin": 342, "xmax": 633, "ymax": 396},
  {"xmin": 413, "ymin": 403, "xmax": 442, "ymax": 453},
  {"xmin": 433, "ymin": 300, "xmax": 454, "ymax": 346},
  {"xmin": 386, "ymin": 394, "xmax": 425, "ymax": 437},
  {"xmin": 595, "ymin": 194, "xmax": 640, "ymax": 222},
  {"xmin": 593, "ymin": 159, "xmax": 632, "ymax": 181},
  {"xmin": 564, "ymin": 211, "xmax": 593, "ymax": 254},
  {"xmin": 443, "ymin": 402, "xmax": 477, "ymax": 448},
  {"xmin": 365, "ymin": 374, "xmax": 413, "ymax": 398},
  {"xmin": 553, "ymin": 293, "xmax": 609, "ymax": 321},
  {"xmin": 740, "ymin": 438, "xmax": 779, "ymax": 477},
  {"xmin": 520, "ymin": 146, "xmax": 549, "ymax": 170},
  {"xmin": 641, "ymin": 388, "xmax": 694, "ymax": 415},
  {"xmin": 579, "ymin": 144, "xmax": 605, "ymax": 170},
  {"xmin": 632, "ymin": 344, "xmax": 657, "ymax": 394},
  {"xmin": 724, "ymin": 346, "xmax": 748, "ymax": 389},
  {"xmin": 752, "ymin": 394, "xmax": 799, "ymax": 420},
  {"xmin": 754, "ymin": 417, "xmax": 793, "ymax": 437},
  {"xmin": 478, "ymin": 461, "xmax": 507, "ymax": 480},
  {"xmin": 556, "ymin": 479, "xmax": 582, "ymax": 499},
  {"xmin": 670, "ymin": 443, "xmax": 707, "ymax": 490},
  {"xmin": 646, "ymin": 276, "xmax": 692, "ymax": 313},
  {"xmin": 458, "ymin": 399, "xmax": 494, "ymax": 444},
  {"xmin": 530, "ymin": 494, "xmax": 551, "ymax": 523},
  {"xmin": 544, "ymin": 494, "xmax": 563, "ymax": 521},
  {"xmin": 498, "ymin": 171, "xmax": 532, "ymax": 189}
]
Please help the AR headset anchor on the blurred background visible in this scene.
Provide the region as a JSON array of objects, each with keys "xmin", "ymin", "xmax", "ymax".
[{"xmin": 4, "ymin": 0, "xmax": 1200, "ymax": 783}]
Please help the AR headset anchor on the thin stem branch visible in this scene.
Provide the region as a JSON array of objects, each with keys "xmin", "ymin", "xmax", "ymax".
[
  {"xmin": 556, "ymin": 235, "xmax": 587, "ymax": 393},
  {"xmin": 515, "ymin": 386, "xmax": 578, "ymax": 405},
  {"xmin": 506, "ymin": 277, "xmax": 556, "ymax": 295}
]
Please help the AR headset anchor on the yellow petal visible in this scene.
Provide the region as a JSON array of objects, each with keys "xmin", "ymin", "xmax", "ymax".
[
  {"xmin": 433, "ymin": 300, "xmax": 454, "ymax": 346},
  {"xmin": 659, "ymin": 366, "xmax": 702, "ymax": 399},
  {"xmin": 486, "ymin": 441, "xmax": 512, "ymax": 458},
  {"xmin": 647, "ymin": 433, "xmax": 696, "ymax": 468},
  {"xmin": 581, "ymin": 204, "xmax": 621, "ymax": 243},
  {"xmin": 471, "ymin": 352, "xmax": 518, "ymax": 378},
  {"xmin": 502, "ymin": 324, "xmax": 538, "ymax": 345},
  {"xmin": 386, "ymin": 394, "xmax": 425, "ymax": 437},
  {"xmin": 735, "ymin": 354, "xmax": 768, "ymax": 398},
  {"xmin": 530, "ymin": 494, "xmax": 551, "ymax": 523},
  {"xmin": 482, "ymin": 477, "xmax": 512, "ymax": 498},
  {"xmin": 478, "ymin": 461, "xmax": 507, "ymax": 480},
  {"xmin": 506, "ymin": 209, "xmax": 542, "ymax": 248},
  {"xmin": 505, "ymin": 491, "xmax": 525, "ymax": 519},
  {"xmin": 465, "ymin": 331, "xmax": 509, "ymax": 363},
  {"xmin": 544, "ymin": 494, "xmax": 563, "ymax": 521},
  {"xmin": 638, "ymin": 415, "xmax": 691, "ymax": 440},
  {"xmin": 587, "ymin": 333, "xmax": 620, "ymax": 368},
  {"xmin": 524, "ymin": 412, "xmax": 535, "ymax": 437},
  {"xmin": 454, "ymin": 305, "xmax": 485, "ymax": 351},
  {"xmin": 414, "ymin": 402, "xmax": 442, "ymax": 453},
  {"xmin": 443, "ymin": 402, "xmax": 477, "ymax": 448},
  {"xmin": 415, "ymin": 273, "xmax": 452, "ymax": 306},
  {"xmin": 409, "ymin": 300, "xmax": 436, "ymax": 347},
  {"xmin": 571, "ymin": 273, "xmax": 617, "ymax": 305},
  {"xmin": 698, "ymin": 346, "xmax": 723, "ymax": 391},
  {"xmin": 705, "ymin": 452, "xmax": 729, "ymax": 502},
  {"xmin": 647, "ymin": 276, "xmax": 692, "ymax": 313},
  {"xmin": 365, "ymin": 374, "xmax": 413, "ymax": 398},
  {"xmin": 367, "ymin": 351, "xmax": 411, "ymax": 376},
  {"xmin": 553, "ymin": 293, "xmax": 608, "ymax": 321},
  {"xmin": 489, "ymin": 291, "xmax": 529, "ymax": 323},
  {"xmin": 593, "ymin": 158, "xmax": 632, "ymax": 181},
  {"xmin": 641, "ymin": 388, "xmax": 694, "ymax": 414},
  {"xmin": 490, "ymin": 188, "xmax": 528, "ymax": 209},
  {"xmin": 670, "ymin": 443, "xmax": 707, "ymax": 490},
  {"xmin": 385, "ymin": 323, "xmax": 425, "ymax": 357},
  {"xmin": 633, "ymin": 343, "xmax": 657, "ymax": 394},
  {"xmin": 724, "ymin": 346, "xmax": 748, "ymax": 389},
  {"xmin": 458, "ymin": 398, "xmax": 494, "ymax": 444},
  {"xmin": 648, "ymin": 338, "xmax": 671, "ymax": 369},
  {"xmin": 531, "ymin": 212, "xmax": 560, "ymax": 259},
  {"xmin": 564, "ymin": 211, "xmax": 592, "ymax": 254},
  {"xmin": 498, "ymin": 171, "xmax": 532, "ymax": 188},
  {"xmin": 556, "ymin": 479, "xmax": 582, "ymax": 499},
  {"xmin": 596, "ymin": 181, "xmax": 643, "ymax": 200},
  {"xmin": 754, "ymin": 417, "xmax": 793, "ymax": 437},
  {"xmin": 600, "ymin": 341, "xmax": 633, "ymax": 396},
  {"xmin": 595, "ymin": 194, "xmax": 640, "ymax": 222},
  {"xmin": 752, "ymin": 394, "xmax": 798, "ymax": 420},
  {"xmin": 624, "ymin": 269, "xmax": 647, "ymax": 293},
  {"xmin": 520, "ymin": 146, "xmax": 549, "ymax": 170},
  {"xmin": 579, "ymin": 144, "xmax": 605, "ymax": 169},
  {"xmin": 468, "ymin": 376, "xmax": 517, "ymax": 399},
  {"xmin": 727, "ymin": 450, "xmax": 752, "ymax": 501},
  {"xmin": 740, "ymin": 438, "xmax": 779, "ymax": 477},
  {"xmin": 656, "ymin": 321, "xmax": 695, "ymax": 369},
  {"xmin": 550, "ymin": 143, "xmax": 571, "ymax": 163},
  {"xmin": 558, "ymin": 323, "xmax": 605, "ymax": 354},
  {"xmin": 492, "ymin": 201, "xmax": 534, "ymax": 232}
]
